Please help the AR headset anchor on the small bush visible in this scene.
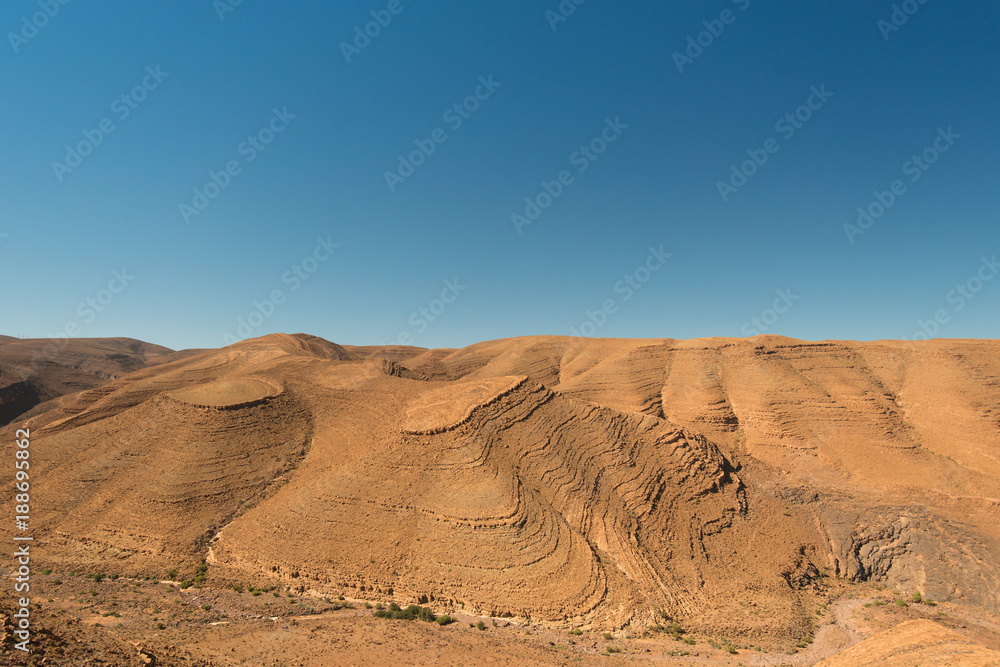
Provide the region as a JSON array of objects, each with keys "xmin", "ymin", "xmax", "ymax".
[
  {"xmin": 42, "ymin": 569, "xmax": 52, "ymax": 576},
  {"xmin": 156, "ymin": 622, "xmax": 165, "ymax": 629},
  {"xmin": 373, "ymin": 603, "xmax": 439, "ymax": 622},
  {"xmin": 436, "ymin": 614, "xmax": 454, "ymax": 626},
  {"xmin": 53, "ymin": 579, "xmax": 63, "ymax": 585},
  {"xmin": 476, "ymin": 621, "xmax": 486, "ymax": 631},
  {"xmin": 167, "ymin": 570, "xmax": 178, "ymax": 579},
  {"xmin": 569, "ymin": 628, "xmax": 582, "ymax": 636},
  {"xmin": 179, "ymin": 580, "xmax": 193, "ymax": 590},
  {"xmin": 233, "ymin": 585, "xmax": 244, "ymax": 593},
  {"xmin": 602, "ymin": 632, "xmax": 613, "ymax": 640},
  {"xmin": 606, "ymin": 646, "xmax": 621, "ymax": 654},
  {"xmin": 895, "ymin": 599, "xmax": 907, "ymax": 607},
  {"xmin": 912, "ymin": 592, "xmax": 923, "ymax": 604},
  {"xmin": 201, "ymin": 604, "xmax": 211, "ymax": 611}
]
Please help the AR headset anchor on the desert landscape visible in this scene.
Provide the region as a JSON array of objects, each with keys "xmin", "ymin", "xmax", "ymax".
[{"xmin": 2, "ymin": 332, "xmax": 999, "ymax": 665}]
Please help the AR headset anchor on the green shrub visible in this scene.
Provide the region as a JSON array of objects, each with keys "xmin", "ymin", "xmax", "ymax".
[
  {"xmin": 201, "ymin": 604, "xmax": 211, "ymax": 611},
  {"xmin": 373, "ymin": 603, "xmax": 439, "ymax": 622},
  {"xmin": 436, "ymin": 614, "xmax": 454, "ymax": 626},
  {"xmin": 569, "ymin": 628, "xmax": 582, "ymax": 636},
  {"xmin": 476, "ymin": 621, "xmax": 486, "ymax": 631},
  {"xmin": 602, "ymin": 632, "xmax": 613, "ymax": 640},
  {"xmin": 912, "ymin": 592, "xmax": 923, "ymax": 604},
  {"xmin": 179, "ymin": 580, "xmax": 192, "ymax": 590},
  {"xmin": 167, "ymin": 570, "xmax": 178, "ymax": 579},
  {"xmin": 41, "ymin": 569, "xmax": 52, "ymax": 576}
]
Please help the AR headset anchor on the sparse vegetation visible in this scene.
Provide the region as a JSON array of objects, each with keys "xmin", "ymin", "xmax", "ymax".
[{"xmin": 373, "ymin": 602, "xmax": 440, "ymax": 623}]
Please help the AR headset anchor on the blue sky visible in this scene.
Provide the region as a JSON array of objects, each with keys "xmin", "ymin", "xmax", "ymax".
[{"xmin": 2, "ymin": 0, "xmax": 997, "ymax": 351}]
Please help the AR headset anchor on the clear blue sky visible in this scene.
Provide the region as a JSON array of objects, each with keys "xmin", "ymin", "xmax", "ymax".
[{"xmin": 2, "ymin": 1, "xmax": 997, "ymax": 350}]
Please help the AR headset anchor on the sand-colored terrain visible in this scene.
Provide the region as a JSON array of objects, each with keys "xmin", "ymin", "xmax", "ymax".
[{"xmin": 3, "ymin": 333, "xmax": 1000, "ymax": 664}]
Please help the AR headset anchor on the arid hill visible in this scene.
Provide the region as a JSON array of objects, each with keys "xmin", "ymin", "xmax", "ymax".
[
  {"xmin": 0, "ymin": 336, "xmax": 185, "ymax": 426},
  {"xmin": 4, "ymin": 333, "xmax": 1000, "ymax": 663}
]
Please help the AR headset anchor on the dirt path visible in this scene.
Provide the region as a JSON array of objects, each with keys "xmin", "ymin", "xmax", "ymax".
[{"xmin": 746, "ymin": 597, "xmax": 870, "ymax": 666}]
